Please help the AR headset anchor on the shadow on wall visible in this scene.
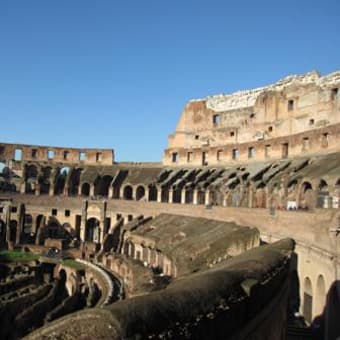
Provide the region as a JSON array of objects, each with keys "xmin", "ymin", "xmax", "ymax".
[{"xmin": 311, "ymin": 280, "xmax": 340, "ymax": 340}]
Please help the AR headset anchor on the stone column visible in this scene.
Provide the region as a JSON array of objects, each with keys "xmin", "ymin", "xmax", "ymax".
[
  {"xmin": 181, "ymin": 189, "xmax": 186, "ymax": 204},
  {"xmin": 20, "ymin": 181, "xmax": 25, "ymax": 194},
  {"xmin": 49, "ymin": 184, "xmax": 54, "ymax": 196},
  {"xmin": 248, "ymin": 186, "xmax": 253, "ymax": 208},
  {"xmin": 168, "ymin": 189, "xmax": 173, "ymax": 204},
  {"xmin": 193, "ymin": 189, "xmax": 198, "ymax": 205},
  {"xmin": 205, "ymin": 190, "xmax": 211, "ymax": 205},
  {"xmin": 157, "ymin": 187, "xmax": 162, "ymax": 203},
  {"xmin": 108, "ymin": 187, "xmax": 113, "ymax": 198},
  {"xmin": 90, "ymin": 184, "xmax": 95, "ymax": 197},
  {"xmin": 80, "ymin": 200, "xmax": 87, "ymax": 242}
]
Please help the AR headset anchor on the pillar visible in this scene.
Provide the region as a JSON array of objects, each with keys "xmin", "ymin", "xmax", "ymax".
[
  {"xmin": 181, "ymin": 189, "xmax": 186, "ymax": 204},
  {"xmin": 168, "ymin": 189, "xmax": 173, "ymax": 204},
  {"xmin": 109, "ymin": 187, "xmax": 113, "ymax": 198},
  {"xmin": 90, "ymin": 184, "xmax": 95, "ymax": 197},
  {"xmin": 193, "ymin": 189, "xmax": 198, "ymax": 205},
  {"xmin": 205, "ymin": 190, "xmax": 211, "ymax": 205},
  {"xmin": 157, "ymin": 187, "xmax": 162, "ymax": 203}
]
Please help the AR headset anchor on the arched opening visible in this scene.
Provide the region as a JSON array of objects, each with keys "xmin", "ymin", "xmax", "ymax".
[
  {"xmin": 161, "ymin": 188, "xmax": 169, "ymax": 203},
  {"xmin": 148, "ymin": 185, "xmax": 157, "ymax": 201},
  {"xmin": 135, "ymin": 185, "xmax": 145, "ymax": 201},
  {"xmin": 172, "ymin": 188, "xmax": 181, "ymax": 203},
  {"xmin": 300, "ymin": 181, "xmax": 314, "ymax": 210},
  {"xmin": 25, "ymin": 164, "xmax": 38, "ymax": 194},
  {"xmin": 317, "ymin": 179, "xmax": 331, "ymax": 208},
  {"xmin": 303, "ymin": 277, "xmax": 313, "ymax": 324},
  {"xmin": 315, "ymin": 275, "xmax": 326, "ymax": 316},
  {"xmin": 68, "ymin": 168, "xmax": 82, "ymax": 196},
  {"xmin": 85, "ymin": 218, "xmax": 100, "ymax": 243},
  {"xmin": 123, "ymin": 185, "xmax": 133, "ymax": 200},
  {"xmin": 54, "ymin": 167, "xmax": 69, "ymax": 195},
  {"xmin": 94, "ymin": 175, "xmax": 113, "ymax": 197},
  {"xmin": 39, "ymin": 166, "xmax": 52, "ymax": 195},
  {"xmin": 197, "ymin": 190, "xmax": 205, "ymax": 205},
  {"xmin": 9, "ymin": 220, "xmax": 17, "ymax": 243},
  {"xmin": 81, "ymin": 183, "xmax": 90, "ymax": 197},
  {"xmin": 45, "ymin": 218, "xmax": 71, "ymax": 240},
  {"xmin": 185, "ymin": 189, "xmax": 194, "ymax": 204},
  {"xmin": 0, "ymin": 163, "xmax": 17, "ymax": 193}
]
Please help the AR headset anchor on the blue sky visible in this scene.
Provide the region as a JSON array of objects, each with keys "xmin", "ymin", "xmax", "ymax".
[{"xmin": 0, "ymin": 0, "xmax": 339, "ymax": 161}]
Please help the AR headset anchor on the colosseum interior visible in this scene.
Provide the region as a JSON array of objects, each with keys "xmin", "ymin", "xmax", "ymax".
[{"xmin": 0, "ymin": 70, "xmax": 339, "ymax": 340}]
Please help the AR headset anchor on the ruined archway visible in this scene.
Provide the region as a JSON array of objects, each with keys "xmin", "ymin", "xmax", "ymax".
[
  {"xmin": 148, "ymin": 185, "xmax": 157, "ymax": 201},
  {"xmin": 197, "ymin": 190, "xmax": 205, "ymax": 205},
  {"xmin": 123, "ymin": 185, "xmax": 133, "ymax": 200},
  {"xmin": 185, "ymin": 188, "xmax": 194, "ymax": 204},
  {"xmin": 68, "ymin": 168, "xmax": 82, "ymax": 196},
  {"xmin": 172, "ymin": 188, "xmax": 181, "ymax": 203},
  {"xmin": 315, "ymin": 274, "xmax": 326, "ymax": 316},
  {"xmin": 299, "ymin": 181, "xmax": 314, "ymax": 210},
  {"xmin": 317, "ymin": 179, "xmax": 330, "ymax": 208},
  {"xmin": 135, "ymin": 185, "xmax": 145, "ymax": 201},
  {"xmin": 81, "ymin": 183, "xmax": 90, "ymax": 197},
  {"xmin": 25, "ymin": 164, "xmax": 38, "ymax": 194},
  {"xmin": 85, "ymin": 218, "xmax": 100, "ymax": 243},
  {"xmin": 94, "ymin": 175, "xmax": 113, "ymax": 197},
  {"xmin": 303, "ymin": 277, "xmax": 313, "ymax": 324},
  {"xmin": 54, "ymin": 167, "xmax": 69, "ymax": 195}
]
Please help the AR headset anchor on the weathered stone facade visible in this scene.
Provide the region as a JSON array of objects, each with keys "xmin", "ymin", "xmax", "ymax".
[{"xmin": 164, "ymin": 71, "xmax": 340, "ymax": 166}]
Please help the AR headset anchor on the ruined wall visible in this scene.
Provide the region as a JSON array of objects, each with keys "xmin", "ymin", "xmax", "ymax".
[
  {"xmin": 0, "ymin": 142, "xmax": 114, "ymax": 166},
  {"xmin": 25, "ymin": 239, "xmax": 295, "ymax": 340},
  {"xmin": 165, "ymin": 71, "xmax": 340, "ymax": 165}
]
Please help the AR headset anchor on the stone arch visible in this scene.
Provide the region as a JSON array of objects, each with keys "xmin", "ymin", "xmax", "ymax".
[
  {"xmin": 317, "ymin": 179, "xmax": 331, "ymax": 208},
  {"xmin": 315, "ymin": 274, "xmax": 326, "ymax": 316},
  {"xmin": 25, "ymin": 164, "xmax": 39, "ymax": 194},
  {"xmin": 39, "ymin": 166, "xmax": 52, "ymax": 195},
  {"xmin": 197, "ymin": 190, "xmax": 205, "ymax": 205},
  {"xmin": 148, "ymin": 185, "xmax": 157, "ymax": 201},
  {"xmin": 45, "ymin": 218, "xmax": 67, "ymax": 239},
  {"xmin": 123, "ymin": 185, "xmax": 133, "ymax": 200},
  {"xmin": 185, "ymin": 188, "xmax": 194, "ymax": 204},
  {"xmin": 135, "ymin": 185, "xmax": 146, "ymax": 201},
  {"xmin": 54, "ymin": 167, "xmax": 69, "ymax": 195},
  {"xmin": 81, "ymin": 183, "xmax": 90, "ymax": 197},
  {"xmin": 172, "ymin": 188, "xmax": 181, "ymax": 203},
  {"xmin": 303, "ymin": 277, "xmax": 313, "ymax": 324},
  {"xmin": 68, "ymin": 168, "xmax": 83, "ymax": 196},
  {"xmin": 299, "ymin": 181, "xmax": 315, "ymax": 210},
  {"xmin": 98, "ymin": 175, "xmax": 113, "ymax": 197},
  {"xmin": 85, "ymin": 217, "xmax": 100, "ymax": 243},
  {"xmin": 161, "ymin": 188, "xmax": 169, "ymax": 203}
]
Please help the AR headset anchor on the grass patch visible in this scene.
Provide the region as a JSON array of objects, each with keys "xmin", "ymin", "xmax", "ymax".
[
  {"xmin": 62, "ymin": 259, "xmax": 84, "ymax": 270},
  {"xmin": 0, "ymin": 250, "xmax": 40, "ymax": 262}
]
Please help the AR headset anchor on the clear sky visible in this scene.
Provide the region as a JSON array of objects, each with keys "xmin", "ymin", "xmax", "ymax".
[{"xmin": 0, "ymin": 0, "xmax": 339, "ymax": 162}]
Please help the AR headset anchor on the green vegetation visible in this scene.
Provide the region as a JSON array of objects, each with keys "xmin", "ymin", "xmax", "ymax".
[
  {"xmin": 0, "ymin": 250, "xmax": 40, "ymax": 262},
  {"xmin": 62, "ymin": 259, "xmax": 84, "ymax": 270}
]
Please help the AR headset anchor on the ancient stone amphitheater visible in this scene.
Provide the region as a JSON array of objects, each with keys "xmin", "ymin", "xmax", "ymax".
[{"xmin": 0, "ymin": 70, "xmax": 339, "ymax": 340}]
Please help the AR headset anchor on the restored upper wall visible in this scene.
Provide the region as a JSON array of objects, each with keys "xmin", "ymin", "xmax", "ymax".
[
  {"xmin": 164, "ymin": 71, "xmax": 340, "ymax": 166},
  {"xmin": 0, "ymin": 142, "xmax": 114, "ymax": 166}
]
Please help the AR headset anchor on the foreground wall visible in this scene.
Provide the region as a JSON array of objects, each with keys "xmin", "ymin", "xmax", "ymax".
[{"xmin": 25, "ymin": 239, "xmax": 294, "ymax": 340}]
